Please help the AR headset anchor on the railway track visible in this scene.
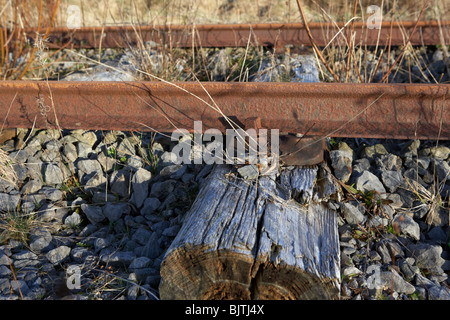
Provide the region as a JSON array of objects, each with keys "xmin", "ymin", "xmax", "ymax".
[
  {"xmin": 0, "ymin": 20, "xmax": 449, "ymax": 302},
  {"xmin": 3, "ymin": 20, "xmax": 449, "ymax": 157},
  {"xmin": 0, "ymin": 81, "xmax": 448, "ymax": 140},
  {"xmin": 29, "ymin": 20, "xmax": 450, "ymax": 50}
]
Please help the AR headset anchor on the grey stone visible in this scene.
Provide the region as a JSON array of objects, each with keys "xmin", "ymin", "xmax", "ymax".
[
  {"xmin": 393, "ymin": 213, "xmax": 420, "ymax": 240},
  {"xmin": 415, "ymin": 273, "xmax": 450, "ymax": 300},
  {"xmin": 396, "ymin": 188, "xmax": 416, "ymax": 208},
  {"xmin": 355, "ymin": 170, "xmax": 386, "ymax": 194},
  {"xmin": 63, "ymin": 142, "xmax": 78, "ymax": 163},
  {"xmin": 46, "ymin": 246, "xmax": 71, "ymax": 265},
  {"xmin": 117, "ymin": 137, "xmax": 136, "ymax": 156},
  {"xmin": 8, "ymin": 149, "xmax": 28, "ymax": 164},
  {"xmin": 150, "ymin": 179, "xmax": 177, "ymax": 199},
  {"xmin": 376, "ymin": 153, "xmax": 402, "ymax": 171},
  {"xmin": 160, "ymin": 151, "xmax": 178, "ymax": 167},
  {"xmin": 181, "ymin": 173, "xmax": 195, "ymax": 184},
  {"xmin": 0, "ymin": 179, "xmax": 16, "ymax": 194},
  {"xmin": 44, "ymin": 163, "xmax": 64, "ymax": 180},
  {"xmin": 45, "ymin": 140, "xmax": 60, "ymax": 152},
  {"xmin": 407, "ymin": 243, "xmax": 445, "ymax": 271},
  {"xmin": 429, "ymin": 146, "xmax": 450, "ymax": 160},
  {"xmin": 362, "ymin": 144, "xmax": 388, "ymax": 160},
  {"xmin": 380, "ymin": 270, "xmax": 416, "ymax": 294},
  {"xmin": 78, "ymin": 223, "xmax": 97, "ymax": 237},
  {"xmin": 403, "ymin": 167, "xmax": 427, "ymax": 185},
  {"xmin": 32, "ymin": 129, "xmax": 61, "ymax": 145},
  {"xmin": 159, "ymin": 164, "xmax": 183, "ymax": 177},
  {"xmin": 132, "ymin": 227, "xmax": 152, "ymax": 246},
  {"xmin": 151, "ymin": 220, "xmax": 170, "ymax": 233},
  {"xmin": 376, "ymin": 242, "xmax": 392, "ymax": 264},
  {"xmin": 290, "ymin": 54, "xmax": 320, "ymax": 82},
  {"xmin": 21, "ymin": 180, "xmax": 43, "ymax": 194},
  {"xmin": 381, "ymin": 170, "xmax": 403, "ymax": 192},
  {"xmin": 162, "ymin": 225, "xmax": 181, "ymax": 237},
  {"xmin": 92, "ymin": 191, "xmax": 116, "ymax": 203},
  {"xmin": 76, "ymin": 142, "xmax": 93, "ymax": 158},
  {"xmin": 411, "ymin": 201, "xmax": 428, "ymax": 219},
  {"xmin": 79, "ymin": 131, "xmax": 98, "ymax": 147},
  {"xmin": 13, "ymin": 163, "xmax": 28, "ymax": 181},
  {"xmin": 342, "ymin": 266, "xmax": 361, "ymax": 278},
  {"xmin": 84, "ymin": 171, "xmax": 107, "ymax": 192},
  {"xmin": 40, "ymin": 187, "xmax": 63, "ymax": 201},
  {"xmin": 12, "ymin": 250, "xmax": 38, "ymax": 260},
  {"xmin": 0, "ymin": 252, "xmax": 9, "ymax": 265},
  {"xmin": 432, "ymin": 159, "xmax": 449, "ymax": 182},
  {"xmin": 97, "ymin": 151, "xmax": 117, "ymax": 173},
  {"xmin": 366, "ymin": 265, "xmax": 415, "ymax": 294},
  {"xmin": 129, "ymin": 257, "xmax": 151, "ymax": 270},
  {"xmin": 141, "ymin": 197, "xmax": 161, "ymax": 216},
  {"xmin": 141, "ymin": 232, "xmax": 162, "ymax": 259},
  {"xmin": 0, "ymin": 265, "xmax": 11, "ymax": 277},
  {"xmin": 110, "ymin": 169, "xmax": 131, "ymax": 198},
  {"xmin": 64, "ymin": 64, "xmax": 136, "ymax": 82},
  {"xmin": 71, "ymin": 246, "xmax": 96, "ymax": 264},
  {"xmin": 37, "ymin": 203, "xmax": 69, "ymax": 223},
  {"xmin": 131, "ymin": 168, "xmax": 152, "ymax": 208},
  {"xmin": 351, "ymin": 159, "xmax": 370, "ymax": 177},
  {"xmin": 237, "ymin": 165, "xmax": 259, "ymax": 180},
  {"xmin": 399, "ymin": 258, "xmax": 420, "ymax": 281},
  {"xmin": 94, "ymin": 237, "xmax": 111, "ymax": 253},
  {"xmin": 341, "ymin": 201, "xmax": 366, "ymax": 225},
  {"xmin": 39, "ymin": 149, "xmax": 59, "ymax": 162},
  {"xmin": 329, "ymin": 150, "xmax": 353, "ymax": 183},
  {"xmin": 0, "ymin": 193, "xmax": 20, "ymax": 212},
  {"xmin": 99, "ymin": 250, "xmax": 135, "ymax": 266},
  {"xmin": 76, "ymin": 159, "xmax": 103, "ymax": 176},
  {"xmin": 428, "ymin": 206, "xmax": 450, "ymax": 227},
  {"xmin": 81, "ymin": 204, "xmax": 105, "ymax": 225},
  {"xmin": 29, "ymin": 227, "xmax": 53, "ymax": 253},
  {"xmin": 103, "ymin": 202, "xmax": 131, "ymax": 222},
  {"xmin": 64, "ymin": 212, "xmax": 82, "ymax": 227},
  {"xmin": 401, "ymin": 140, "xmax": 420, "ymax": 158},
  {"xmin": 127, "ymin": 285, "xmax": 139, "ymax": 300},
  {"xmin": 11, "ymin": 280, "xmax": 30, "ymax": 296},
  {"xmin": 127, "ymin": 155, "xmax": 144, "ymax": 171},
  {"xmin": 25, "ymin": 156, "xmax": 44, "ymax": 181},
  {"xmin": 427, "ymin": 226, "xmax": 448, "ymax": 244}
]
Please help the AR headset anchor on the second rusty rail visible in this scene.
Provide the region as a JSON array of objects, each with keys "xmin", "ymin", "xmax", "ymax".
[{"xmin": 33, "ymin": 20, "xmax": 450, "ymax": 50}]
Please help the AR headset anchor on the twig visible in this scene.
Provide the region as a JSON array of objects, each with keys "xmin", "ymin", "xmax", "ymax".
[
  {"xmin": 345, "ymin": 0, "xmax": 359, "ymax": 82},
  {"xmin": 295, "ymin": 0, "xmax": 341, "ymax": 82},
  {"xmin": 94, "ymin": 268, "xmax": 159, "ymax": 300},
  {"xmin": 379, "ymin": 0, "xmax": 431, "ymax": 83},
  {"xmin": 4, "ymin": 245, "xmax": 23, "ymax": 300}
]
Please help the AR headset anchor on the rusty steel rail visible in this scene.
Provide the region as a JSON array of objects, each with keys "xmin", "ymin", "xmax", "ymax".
[
  {"xmin": 0, "ymin": 81, "xmax": 448, "ymax": 140},
  {"xmin": 32, "ymin": 20, "xmax": 449, "ymax": 49}
]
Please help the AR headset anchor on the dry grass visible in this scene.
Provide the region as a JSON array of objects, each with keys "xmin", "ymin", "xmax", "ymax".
[
  {"xmin": 53, "ymin": 0, "xmax": 449, "ymax": 27},
  {"xmin": 0, "ymin": 148, "xmax": 17, "ymax": 187},
  {"xmin": 0, "ymin": 0, "xmax": 61, "ymax": 80}
]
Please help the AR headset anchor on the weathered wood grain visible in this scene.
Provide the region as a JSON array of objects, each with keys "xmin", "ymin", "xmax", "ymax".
[{"xmin": 159, "ymin": 164, "xmax": 340, "ymax": 300}]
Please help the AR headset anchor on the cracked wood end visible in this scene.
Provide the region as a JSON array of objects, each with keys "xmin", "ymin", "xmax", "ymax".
[{"xmin": 159, "ymin": 164, "xmax": 340, "ymax": 300}]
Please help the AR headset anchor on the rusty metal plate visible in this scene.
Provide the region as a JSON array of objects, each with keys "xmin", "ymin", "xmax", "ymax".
[
  {"xmin": 27, "ymin": 20, "xmax": 450, "ymax": 49},
  {"xmin": 279, "ymin": 135, "xmax": 324, "ymax": 166}
]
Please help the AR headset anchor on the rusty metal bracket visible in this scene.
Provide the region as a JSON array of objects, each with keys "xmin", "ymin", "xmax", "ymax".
[
  {"xmin": 279, "ymin": 134, "xmax": 324, "ymax": 166},
  {"xmin": 243, "ymin": 117, "xmax": 324, "ymax": 166}
]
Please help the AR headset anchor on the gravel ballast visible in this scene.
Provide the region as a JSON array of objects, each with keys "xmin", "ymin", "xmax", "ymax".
[
  {"xmin": 0, "ymin": 45, "xmax": 448, "ymax": 300},
  {"xmin": 0, "ymin": 128, "xmax": 448, "ymax": 300}
]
